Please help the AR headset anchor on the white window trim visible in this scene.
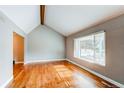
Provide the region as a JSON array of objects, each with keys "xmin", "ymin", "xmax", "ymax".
[{"xmin": 74, "ymin": 30, "xmax": 106, "ymax": 66}]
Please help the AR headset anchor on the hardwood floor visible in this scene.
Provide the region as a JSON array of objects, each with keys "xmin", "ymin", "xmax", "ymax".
[{"xmin": 7, "ymin": 61, "xmax": 118, "ymax": 88}]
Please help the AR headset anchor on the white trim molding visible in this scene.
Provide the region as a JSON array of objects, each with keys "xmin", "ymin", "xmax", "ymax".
[
  {"xmin": 66, "ymin": 59, "xmax": 124, "ymax": 88},
  {"xmin": 0, "ymin": 76, "xmax": 13, "ymax": 88},
  {"xmin": 15, "ymin": 62, "xmax": 23, "ymax": 64},
  {"xmin": 24, "ymin": 59, "xmax": 66, "ymax": 65}
]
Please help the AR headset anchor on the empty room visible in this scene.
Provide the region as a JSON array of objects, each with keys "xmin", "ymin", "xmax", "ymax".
[{"xmin": 0, "ymin": 5, "xmax": 124, "ymax": 88}]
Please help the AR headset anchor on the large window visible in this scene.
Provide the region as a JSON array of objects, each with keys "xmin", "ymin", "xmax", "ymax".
[{"xmin": 74, "ymin": 31, "xmax": 105, "ymax": 66}]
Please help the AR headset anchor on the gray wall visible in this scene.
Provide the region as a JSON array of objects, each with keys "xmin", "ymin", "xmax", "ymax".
[
  {"xmin": 0, "ymin": 11, "xmax": 25, "ymax": 87},
  {"xmin": 25, "ymin": 25, "xmax": 65, "ymax": 63},
  {"xmin": 66, "ymin": 14, "xmax": 124, "ymax": 84}
]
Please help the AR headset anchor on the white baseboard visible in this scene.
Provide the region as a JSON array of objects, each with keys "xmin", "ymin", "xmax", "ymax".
[
  {"xmin": 0, "ymin": 76, "xmax": 13, "ymax": 88},
  {"xmin": 66, "ymin": 59, "xmax": 124, "ymax": 88},
  {"xmin": 24, "ymin": 59, "xmax": 66, "ymax": 65},
  {"xmin": 15, "ymin": 62, "xmax": 23, "ymax": 64}
]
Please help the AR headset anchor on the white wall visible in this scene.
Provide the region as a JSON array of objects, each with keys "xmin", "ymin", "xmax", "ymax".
[
  {"xmin": 0, "ymin": 10, "xmax": 25, "ymax": 87},
  {"xmin": 25, "ymin": 25, "xmax": 65, "ymax": 63}
]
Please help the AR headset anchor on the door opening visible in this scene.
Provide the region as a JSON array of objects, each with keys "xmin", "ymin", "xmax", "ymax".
[{"xmin": 13, "ymin": 32, "xmax": 24, "ymax": 64}]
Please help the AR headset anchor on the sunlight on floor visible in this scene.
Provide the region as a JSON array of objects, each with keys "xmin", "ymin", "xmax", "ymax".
[
  {"xmin": 54, "ymin": 64, "xmax": 98, "ymax": 87},
  {"xmin": 54, "ymin": 65, "xmax": 73, "ymax": 78}
]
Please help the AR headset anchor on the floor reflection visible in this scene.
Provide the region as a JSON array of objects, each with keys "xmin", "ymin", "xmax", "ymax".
[{"xmin": 54, "ymin": 64, "xmax": 98, "ymax": 88}]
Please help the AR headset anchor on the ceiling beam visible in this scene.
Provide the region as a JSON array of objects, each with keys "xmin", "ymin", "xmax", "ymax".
[{"xmin": 40, "ymin": 5, "xmax": 45, "ymax": 25}]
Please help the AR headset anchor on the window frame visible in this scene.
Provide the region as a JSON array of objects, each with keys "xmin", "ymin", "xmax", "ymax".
[{"xmin": 74, "ymin": 30, "xmax": 106, "ymax": 66}]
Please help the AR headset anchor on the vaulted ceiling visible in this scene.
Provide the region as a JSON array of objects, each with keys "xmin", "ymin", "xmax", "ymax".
[
  {"xmin": 0, "ymin": 5, "xmax": 40, "ymax": 34},
  {"xmin": 45, "ymin": 5, "xmax": 124, "ymax": 36},
  {"xmin": 0, "ymin": 5, "xmax": 124, "ymax": 36}
]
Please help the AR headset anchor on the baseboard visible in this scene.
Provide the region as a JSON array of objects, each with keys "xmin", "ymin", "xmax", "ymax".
[
  {"xmin": 66, "ymin": 59, "xmax": 124, "ymax": 88},
  {"xmin": 0, "ymin": 76, "xmax": 13, "ymax": 88},
  {"xmin": 15, "ymin": 62, "xmax": 23, "ymax": 64},
  {"xmin": 24, "ymin": 59, "xmax": 66, "ymax": 65}
]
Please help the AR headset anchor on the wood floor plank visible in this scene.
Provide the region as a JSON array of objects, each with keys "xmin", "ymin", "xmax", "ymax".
[{"xmin": 7, "ymin": 61, "xmax": 118, "ymax": 88}]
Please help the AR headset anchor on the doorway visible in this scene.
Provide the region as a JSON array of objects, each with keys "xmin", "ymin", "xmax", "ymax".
[{"xmin": 13, "ymin": 32, "xmax": 24, "ymax": 64}]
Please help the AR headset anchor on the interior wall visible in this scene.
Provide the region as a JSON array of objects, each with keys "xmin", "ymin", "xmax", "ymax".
[
  {"xmin": 25, "ymin": 25, "xmax": 65, "ymax": 63},
  {"xmin": 13, "ymin": 32, "xmax": 24, "ymax": 63},
  {"xmin": 66, "ymin": 14, "xmax": 124, "ymax": 85},
  {"xmin": 0, "ymin": 10, "xmax": 25, "ymax": 87}
]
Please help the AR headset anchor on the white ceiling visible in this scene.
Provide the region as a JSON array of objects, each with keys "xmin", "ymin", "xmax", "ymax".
[
  {"xmin": 0, "ymin": 5, "xmax": 40, "ymax": 34},
  {"xmin": 45, "ymin": 5, "xmax": 124, "ymax": 36},
  {"xmin": 0, "ymin": 5, "xmax": 124, "ymax": 36}
]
